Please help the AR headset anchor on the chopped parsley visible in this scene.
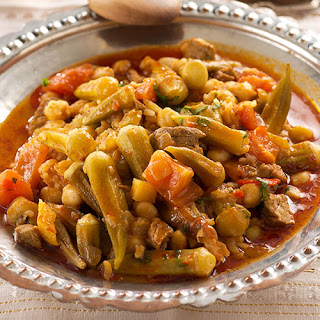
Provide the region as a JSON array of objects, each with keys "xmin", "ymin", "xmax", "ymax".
[
  {"xmin": 193, "ymin": 105, "xmax": 208, "ymax": 115},
  {"xmin": 283, "ymin": 187, "xmax": 290, "ymax": 194},
  {"xmin": 256, "ymin": 177, "xmax": 270, "ymax": 201},
  {"xmin": 229, "ymin": 189, "xmax": 233, "ymax": 193},
  {"xmin": 230, "ymin": 203, "xmax": 236, "ymax": 208},
  {"xmin": 174, "ymin": 250, "xmax": 181, "ymax": 258},
  {"xmin": 240, "ymin": 124, "xmax": 246, "ymax": 130},
  {"xmin": 118, "ymin": 82, "xmax": 125, "ymax": 87},
  {"xmin": 196, "ymin": 117, "xmax": 211, "ymax": 127},
  {"xmin": 242, "ymin": 209, "xmax": 250, "ymax": 219},
  {"xmin": 213, "ymin": 91, "xmax": 219, "ymax": 98},
  {"xmin": 176, "ymin": 259, "xmax": 184, "ymax": 267},
  {"xmin": 163, "ymin": 254, "xmax": 168, "ymax": 260},
  {"xmin": 182, "ymin": 106, "xmax": 192, "ymax": 112},
  {"xmin": 178, "ymin": 117, "xmax": 184, "ymax": 125},
  {"xmin": 12, "ymin": 177, "xmax": 17, "ymax": 184},
  {"xmin": 154, "ymin": 87, "xmax": 172, "ymax": 105},
  {"xmin": 212, "ymin": 102, "xmax": 221, "ymax": 110},
  {"xmin": 42, "ymin": 78, "xmax": 50, "ymax": 87},
  {"xmin": 197, "ymin": 224, "xmax": 202, "ymax": 231},
  {"xmin": 243, "ymin": 132, "xmax": 249, "ymax": 139}
]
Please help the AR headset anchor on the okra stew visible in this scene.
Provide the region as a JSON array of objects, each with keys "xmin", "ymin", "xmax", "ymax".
[{"xmin": 1, "ymin": 37, "xmax": 320, "ymax": 281}]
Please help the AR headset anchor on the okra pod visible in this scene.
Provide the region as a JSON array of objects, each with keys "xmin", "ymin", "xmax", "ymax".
[
  {"xmin": 116, "ymin": 125, "xmax": 153, "ymax": 180},
  {"xmin": 140, "ymin": 56, "xmax": 188, "ymax": 105},
  {"xmin": 84, "ymin": 151, "xmax": 129, "ymax": 269},
  {"xmin": 48, "ymin": 203, "xmax": 83, "ymax": 235},
  {"xmin": 55, "ymin": 218, "xmax": 87, "ymax": 270},
  {"xmin": 165, "ymin": 146, "xmax": 225, "ymax": 188},
  {"xmin": 74, "ymin": 76, "xmax": 119, "ymax": 101},
  {"xmin": 82, "ymin": 86, "xmax": 136, "ymax": 125},
  {"xmin": 261, "ymin": 64, "xmax": 292, "ymax": 135},
  {"xmin": 76, "ymin": 214, "xmax": 102, "ymax": 267},
  {"xmin": 160, "ymin": 203, "xmax": 229, "ymax": 262},
  {"xmin": 172, "ymin": 115, "xmax": 249, "ymax": 156},
  {"xmin": 109, "ymin": 247, "xmax": 216, "ymax": 277},
  {"xmin": 277, "ymin": 141, "xmax": 320, "ymax": 173},
  {"xmin": 64, "ymin": 162, "xmax": 102, "ymax": 216},
  {"xmin": 38, "ymin": 128, "xmax": 96, "ymax": 162}
]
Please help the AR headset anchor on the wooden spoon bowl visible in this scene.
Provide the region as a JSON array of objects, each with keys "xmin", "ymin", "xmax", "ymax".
[{"xmin": 89, "ymin": 0, "xmax": 181, "ymax": 25}]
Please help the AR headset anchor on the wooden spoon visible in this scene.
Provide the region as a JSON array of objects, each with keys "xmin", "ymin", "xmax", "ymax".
[{"xmin": 89, "ymin": 0, "xmax": 181, "ymax": 25}]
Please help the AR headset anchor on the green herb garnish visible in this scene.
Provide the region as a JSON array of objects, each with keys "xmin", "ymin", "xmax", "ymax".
[
  {"xmin": 176, "ymin": 259, "xmax": 184, "ymax": 267},
  {"xmin": 42, "ymin": 78, "xmax": 50, "ymax": 87},
  {"xmin": 118, "ymin": 82, "xmax": 125, "ymax": 87},
  {"xmin": 178, "ymin": 118, "xmax": 184, "ymax": 125},
  {"xmin": 212, "ymin": 102, "xmax": 221, "ymax": 110},
  {"xmin": 256, "ymin": 177, "xmax": 270, "ymax": 201},
  {"xmin": 174, "ymin": 250, "xmax": 181, "ymax": 258},
  {"xmin": 243, "ymin": 132, "xmax": 249, "ymax": 139},
  {"xmin": 284, "ymin": 187, "xmax": 290, "ymax": 194},
  {"xmin": 196, "ymin": 118, "xmax": 211, "ymax": 127},
  {"xmin": 193, "ymin": 105, "xmax": 208, "ymax": 115},
  {"xmin": 12, "ymin": 177, "xmax": 17, "ymax": 184}
]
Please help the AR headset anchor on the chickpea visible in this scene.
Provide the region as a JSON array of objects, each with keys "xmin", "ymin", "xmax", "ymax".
[
  {"xmin": 240, "ymin": 183, "xmax": 261, "ymax": 208},
  {"xmin": 44, "ymin": 100, "xmax": 70, "ymax": 121},
  {"xmin": 289, "ymin": 126, "xmax": 313, "ymax": 143},
  {"xmin": 62, "ymin": 184, "xmax": 83, "ymax": 207},
  {"xmin": 284, "ymin": 185, "xmax": 302, "ymax": 200},
  {"xmin": 207, "ymin": 148, "xmax": 232, "ymax": 163},
  {"xmin": 179, "ymin": 60, "xmax": 208, "ymax": 90},
  {"xmin": 245, "ymin": 225, "xmax": 263, "ymax": 241},
  {"xmin": 169, "ymin": 230, "xmax": 188, "ymax": 250},
  {"xmin": 290, "ymin": 171, "xmax": 311, "ymax": 187},
  {"xmin": 134, "ymin": 202, "xmax": 158, "ymax": 219},
  {"xmin": 126, "ymin": 234, "xmax": 145, "ymax": 253},
  {"xmin": 215, "ymin": 205, "xmax": 251, "ymax": 237},
  {"xmin": 40, "ymin": 186, "xmax": 62, "ymax": 204}
]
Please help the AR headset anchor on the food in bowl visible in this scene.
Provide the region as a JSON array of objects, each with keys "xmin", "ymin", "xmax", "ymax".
[{"xmin": 1, "ymin": 37, "xmax": 320, "ymax": 281}]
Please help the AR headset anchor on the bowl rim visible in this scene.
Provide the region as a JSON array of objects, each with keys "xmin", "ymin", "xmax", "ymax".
[{"xmin": 1, "ymin": 1, "xmax": 320, "ymax": 312}]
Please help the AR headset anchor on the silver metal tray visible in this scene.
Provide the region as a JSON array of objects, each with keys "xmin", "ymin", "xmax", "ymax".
[{"xmin": 1, "ymin": 0, "xmax": 320, "ymax": 312}]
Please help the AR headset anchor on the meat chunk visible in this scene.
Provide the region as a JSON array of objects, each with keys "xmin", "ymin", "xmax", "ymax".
[
  {"xmin": 180, "ymin": 38, "xmax": 216, "ymax": 60},
  {"xmin": 262, "ymin": 194, "xmax": 294, "ymax": 227},
  {"xmin": 257, "ymin": 163, "xmax": 288, "ymax": 184},
  {"xmin": 28, "ymin": 92, "xmax": 60, "ymax": 134},
  {"xmin": 224, "ymin": 160, "xmax": 258, "ymax": 181},
  {"xmin": 149, "ymin": 126, "xmax": 206, "ymax": 153},
  {"xmin": 14, "ymin": 225, "xmax": 42, "ymax": 249},
  {"xmin": 147, "ymin": 218, "xmax": 174, "ymax": 249}
]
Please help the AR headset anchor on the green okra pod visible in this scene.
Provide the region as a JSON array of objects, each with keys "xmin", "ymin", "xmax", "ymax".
[
  {"xmin": 116, "ymin": 125, "xmax": 153, "ymax": 180},
  {"xmin": 38, "ymin": 128, "xmax": 96, "ymax": 162},
  {"xmin": 165, "ymin": 146, "xmax": 225, "ymax": 188},
  {"xmin": 277, "ymin": 141, "xmax": 320, "ymax": 173},
  {"xmin": 76, "ymin": 214, "xmax": 102, "ymax": 267},
  {"xmin": 261, "ymin": 64, "xmax": 292, "ymax": 135},
  {"xmin": 109, "ymin": 247, "xmax": 216, "ymax": 277},
  {"xmin": 55, "ymin": 218, "xmax": 87, "ymax": 270},
  {"xmin": 64, "ymin": 162, "xmax": 102, "ymax": 216},
  {"xmin": 82, "ymin": 86, "xmax": 136, "ymax": 125},
  {"xmin": 84, "ymin": 151, "xmax": 130, "ymax": 269},
  {"xmin": 140, "ymin": 56, "xmax": 188, "ymax": 106},
  {"xmin": 172, "ymin": 115, "xmax": 249, "ymax": 156}
]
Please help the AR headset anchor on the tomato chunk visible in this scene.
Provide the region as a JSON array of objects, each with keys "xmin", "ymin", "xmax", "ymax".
[
  {"xmin": 238, "ymin": 101, "xmax": 261, "ymax": 130},
  {"xmin": 248, "ymin": 126, "xmax": 280, "ymax": 164},
  {"xmin": 135, "ymin": 78, "xmax": 157, "ymax": 102},
  {"xmin": 14, "ymin": 142, "xmax": 49, "ymax": 189},
  {"xmin": 237, "ymin": 178, "xmax": 281, "ymax": 187},
  {"xmin": 0, "ymin": 170, "xmax": 33, "ymax": 207},
  {"xmin": 143, "ymin": 150, "xmax": 203, "ymax": 206},
  {"xmin": 238, "ymin": 68, "xmax": 276, "ymax": 93},
  {"xmin": 43, "ymin": 64, "xmax": 94, "ymax": 95}
]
